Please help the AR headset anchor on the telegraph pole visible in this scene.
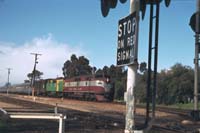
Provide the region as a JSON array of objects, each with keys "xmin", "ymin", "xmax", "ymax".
[
  {"xmin": 6, "ymin": 68, "xmax": 12, "ymax": 95},
  {"xmin": 30, "ymin": 53, "xmax": 42, "ymax": 97}
]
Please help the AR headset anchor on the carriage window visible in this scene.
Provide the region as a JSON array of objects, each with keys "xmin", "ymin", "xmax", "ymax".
[{"xmin": 98, "ymin": 81, "xmax": 102, "ymax": 85}]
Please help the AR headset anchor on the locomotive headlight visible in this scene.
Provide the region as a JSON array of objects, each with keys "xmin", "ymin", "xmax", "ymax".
[{"xmin": 106, "ymin": 78, "xmax": 110, "ymax": 83}]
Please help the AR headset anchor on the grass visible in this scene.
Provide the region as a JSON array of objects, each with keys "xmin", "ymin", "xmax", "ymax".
[
  {"xmin": 136, "ymin": 102, "xmax": 200, "ymax": 110},
  {"xmin": 166, "ymin": 103, "xmax": 200, "ymax": 110}
]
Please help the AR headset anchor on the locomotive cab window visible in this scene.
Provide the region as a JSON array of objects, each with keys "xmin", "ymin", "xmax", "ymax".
[{"xmin": 98, "ymin": 81, "xmax": 103, "ymax": 85}]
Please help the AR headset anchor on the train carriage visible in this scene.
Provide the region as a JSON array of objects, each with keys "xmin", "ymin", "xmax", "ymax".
[
  {"xmin": 1, "ymin": 83, "xmax": 32, "ymax": 95},
  {"xmin": 34, "ymin": 80, "xmax": 46, "ymax": 96},
  {"xmin": 45, "ymin": 78, "xmax": 63, "ymax": 97}
]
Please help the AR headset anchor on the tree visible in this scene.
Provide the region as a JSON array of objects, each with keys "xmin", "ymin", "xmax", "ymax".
[
  {"xmin": 114, "ymin": 80, "xmax": 124, "ymax": 100},
  {"xmin": 27, "ymin": 70, "xmax": 43, "ymax": 81},
  {"xmin": 4, "ymin": 82, "xmax": 11, "ymax": 87},
  {"xmin": 135, "ymin": 63, "xmax": 195, "ymax": 105},
  {"xmin": 135, "ymin": 72, "xmax": 147, "ymax": 103},
  {"xmin": 157, "ymin": 63, "xmax": 194, "ymax": 105},
  {"xmin": 78, "ymin": 56, "xmax": 92, "ymax": 75},
  {"xmin": 62, "ymin": 54, "xmax": 92, "ymax": 78},
  {"xmin": 96, "ymin": 68, "xmax": 103, "ymax": 76}
]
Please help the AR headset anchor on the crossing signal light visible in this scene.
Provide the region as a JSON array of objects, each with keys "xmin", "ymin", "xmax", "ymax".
[
  {"xmin": 139, "ymin": 0, "xmax": 171, "ymax": 20},
  {"xmin": 119, "ymin": 0, "xmax": 127, "ymax": 4},
  {"xmin": 101, "ymin": 0, "xmax": 110, "ymax": 17},
  {"xmin": 100, "ymin": 0, "xmax": 126, "ymax": 17},
  {"xmin": 110, "ymin": 0, "xmax": 118, "ymax": 8},
  {"xmin": 100, "ymin": 0, "xmax": 170, "ymax": 18},
  {"xmin": 140, "ymin": 0, "xmax": 146, "ymax": 20},
  {"xmin": 164, "ymin": 0, "xmax": 170, "ymax": 7}
]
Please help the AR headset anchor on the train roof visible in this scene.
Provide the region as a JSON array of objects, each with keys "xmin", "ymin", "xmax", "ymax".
[
  {"xmin": 64, "ymin": 75, "xmax": 110, "ymax": 82},
  {"xmin": 11, "ymin": 82, "xmax": 31, "ymax": 87}
]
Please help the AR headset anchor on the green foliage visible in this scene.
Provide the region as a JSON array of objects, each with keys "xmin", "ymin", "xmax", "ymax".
[
  {"xmin": 27, "ymin": 70, "xmax": 43, "ymax": 81},
  {"xmin": 62, "ymin": 54, "xmax": 92, "ymax": 78},
  {"xmin": 157, "ymin": 63, "xmax": 194, "ymax": 105},
  {"xmin": 135, "ymin": 73, "xmax": 147, "ymax": 103},
  {"xmin": 168, "ymin": 103, "xmax": 200, "ymax": 110},
  {"xmin": 135, "ymin": 63, "xmax": 195, "ymax": 105},
  {"xmin": 114, "ymin": 80, "xmax": 125, "ymax": 100}
]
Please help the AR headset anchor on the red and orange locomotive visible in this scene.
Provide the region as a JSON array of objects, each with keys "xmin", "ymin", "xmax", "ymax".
[{"xmin": 63, "ymin": 75, "xmax": 114, "ymax": 101}]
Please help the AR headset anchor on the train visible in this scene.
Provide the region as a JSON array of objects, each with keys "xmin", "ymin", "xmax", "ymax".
[
  {"xmin": 0, "ymin": 75, "xmax": 115, "ymax": 102},
  {"xmin": 0, "ymin": 82, "xmax": 32, "ymax": 95}
]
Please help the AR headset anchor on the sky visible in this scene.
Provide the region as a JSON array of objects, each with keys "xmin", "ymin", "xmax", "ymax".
[{"xmin": 0, "ymin": 0, "xmax": 196, "ymax": 86}]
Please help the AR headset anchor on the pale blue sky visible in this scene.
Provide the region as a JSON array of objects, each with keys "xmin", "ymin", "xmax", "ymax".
[{"xmin": 0, "ymin": 0, "xmax": 197, "ymax": 85}]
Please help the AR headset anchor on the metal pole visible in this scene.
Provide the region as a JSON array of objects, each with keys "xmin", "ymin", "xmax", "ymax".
[
  {"xmin": 125, "ymin": 0, "xmax": 139, "ymax": 132},
  {"xmin": 6, "ymin": 68, "xmax": 12, "ymax": 95},
  {"xmin": 146, "ymin": 3, "xmax": 153, "ymax": 126},
  {"xmin": 59, "ymin": 115, "xmax": 65, "ymax": 133},
  {"xmin": 7, "ymin": 68, "xmax": 11, "ymax": 86},
  {"xmin": 152, "ymin": 2, "xmax": 160, "ymax": 119},
  {"xmin": 7, "ymin": 69, "xmax": 10, "ymax": 85},
  {"xmin": 8, "ymin": 113, "xmax": 66, "ymax": 133},
  {"xmin": 194, "ymin": 0, "xmax": 200, "ymax": 111},
  {"xmin": 32, "ymin": 55, "xmax": 37, "ymax": 97}
]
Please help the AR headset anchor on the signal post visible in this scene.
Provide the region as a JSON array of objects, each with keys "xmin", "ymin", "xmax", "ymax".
[
  {"xmin": 100, "ymin": 0, "xmax": 140, "ymax": 131},
  {"xmin": 116, "ymin": 0, "xmax": 142, "ymax": 132},
  {"xmin": 189, "ymin": 0, "xmax": 200, "ymax": 121},
  {"xmin": 194, "ymin": 0, "xmax": 200, "ymax": 115},
  {"xmin": 100, "ymin": 0, "xmax": 171, "ymax": 132},
  {"xmin": 116, "ymin": 0, "xmax": 140, "ymax": 132}
]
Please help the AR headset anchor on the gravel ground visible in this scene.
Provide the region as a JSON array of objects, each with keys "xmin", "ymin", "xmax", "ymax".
[{"xmin": 0, "ymin": 93, "xmax": 200, "ymax": 133}]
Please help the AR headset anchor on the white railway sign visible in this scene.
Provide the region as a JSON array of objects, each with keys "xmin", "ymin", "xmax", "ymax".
[{"xmin": 117, "ymin": 12, "xmax": 138, "ymax": 66}]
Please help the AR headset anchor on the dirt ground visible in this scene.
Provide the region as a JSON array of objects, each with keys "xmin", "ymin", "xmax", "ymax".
[
  {"xmin": 0, "ymin": 94, "xmax": 200, "ymax": 133},
  {"xmin": 0, "ymin": 94, "xmax": 125, "ymax": 133}
]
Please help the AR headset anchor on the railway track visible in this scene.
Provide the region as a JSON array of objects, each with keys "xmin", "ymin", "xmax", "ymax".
[
  {"xmin": 0, "ymin": 93, "xmax": 199, "ymax": 133},
  {"xmin": 0, "ymin": 94, "xmax": 125, "ymax": 133},
  {"xmin": 2, "ymin": 94, "xmax": 191, "ymax": 115},
  {"xmin": 152, "ymin": 125, "xmax": 186, "ymax": 133}
]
